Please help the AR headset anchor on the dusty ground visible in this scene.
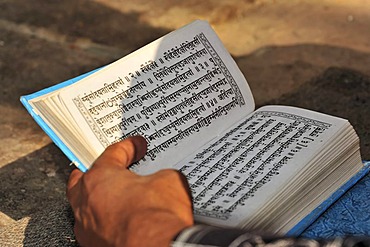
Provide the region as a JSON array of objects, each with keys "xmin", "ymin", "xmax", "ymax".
[{"xmin": 0, "ymin": 0, "xmax": 370, "ymax": 236}]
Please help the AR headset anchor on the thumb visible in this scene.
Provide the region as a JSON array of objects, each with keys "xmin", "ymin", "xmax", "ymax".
[{"xmin": 92, "ymin": 136, "xmax": 148, "ymax": 170}]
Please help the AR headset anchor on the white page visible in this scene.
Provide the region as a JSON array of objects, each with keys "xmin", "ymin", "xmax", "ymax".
[{"xmin": 58, "ymin": 20, "xmax": 255, "ymax": 174}]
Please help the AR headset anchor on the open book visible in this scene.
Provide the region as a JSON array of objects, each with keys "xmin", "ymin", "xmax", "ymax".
[{"xmin": 21, "ymin": 20, "xmax": 369, "ymax": 235}]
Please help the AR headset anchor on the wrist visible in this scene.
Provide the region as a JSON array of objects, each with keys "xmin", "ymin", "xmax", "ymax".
[{"xmin": 119, "ymin": 209, "xmax": 193, "ymax": 247}]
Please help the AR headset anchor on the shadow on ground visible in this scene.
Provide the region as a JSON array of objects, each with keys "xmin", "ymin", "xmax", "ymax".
[{"xmin": 0, "ymin": 144, "xmax": 72, "ymax": 220}]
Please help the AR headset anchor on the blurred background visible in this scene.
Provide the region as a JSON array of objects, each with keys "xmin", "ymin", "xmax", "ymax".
[{"xmin": 1, "ymin": 0, "xmax": 370, "ymax": 238}]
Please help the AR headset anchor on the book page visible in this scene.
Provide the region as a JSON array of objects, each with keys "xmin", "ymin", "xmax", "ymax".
[
  {"xmin": 58, "ymin": 20, "xmax": 255, "ymax": 174},
  {"xmin": 174, "ymin": 105, "xmax": 349, "ymax": 227}
]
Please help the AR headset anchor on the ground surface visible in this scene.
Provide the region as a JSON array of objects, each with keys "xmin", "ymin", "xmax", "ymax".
[{"xmin": 0, "ymin": 0, "xmax": 370, "ymax": 232}]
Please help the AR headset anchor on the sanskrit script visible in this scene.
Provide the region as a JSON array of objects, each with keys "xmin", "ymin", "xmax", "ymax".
[
  {"xmin": 71, "ymin": 33, "xmax": 245, "ymax": 171},
  {"xmin": 175, "ymin": 110, "xmax": 332, "ymax": 221}
]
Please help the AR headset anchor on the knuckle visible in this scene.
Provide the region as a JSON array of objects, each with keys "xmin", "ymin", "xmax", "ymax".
[
  {"xmin": 110, "ymin": 139, "xmax": 136, "ymax": 164},
  {"xmin": 152, "ymin": 169, "xmax": 191, "ymax": 193},
  {"xmin": 156, "ymin": 169, "xmax": 183, "ymax": 182}
]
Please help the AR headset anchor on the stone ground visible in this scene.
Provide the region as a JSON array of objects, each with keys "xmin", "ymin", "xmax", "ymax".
[{"xmin": 0, "ymin": 0, "xmax": 370, "ymax": 234}]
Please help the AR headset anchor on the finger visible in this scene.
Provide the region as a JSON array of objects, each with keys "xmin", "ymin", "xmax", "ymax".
[
  {"xmin": 176, "ymin": 171, "xmax": 193, "ymax": 206},
  {"xmin": 66, "ymin": 168, "xmax": 83, "ymax": 200},
  {"xmin": 93, "ymin": 136, "xmax": 147, "ymax": 170},
  {"xmin": 67, "ymin": 169, "xmax": 83, "ymax": 191}
]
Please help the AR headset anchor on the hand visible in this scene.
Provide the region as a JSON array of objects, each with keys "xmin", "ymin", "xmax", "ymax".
[{"xmin": 67, "ymin": 136, "xmax": 194, "ymax": 247}]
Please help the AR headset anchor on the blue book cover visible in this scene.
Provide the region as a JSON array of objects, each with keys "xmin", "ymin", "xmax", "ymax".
[
  {"xmin": 289, "ymin": 161, "xmax": 370, "ymax": 237},
  {"xmin": 301, "ymin": 161, "xmax": 370, "ymax": 238}
]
